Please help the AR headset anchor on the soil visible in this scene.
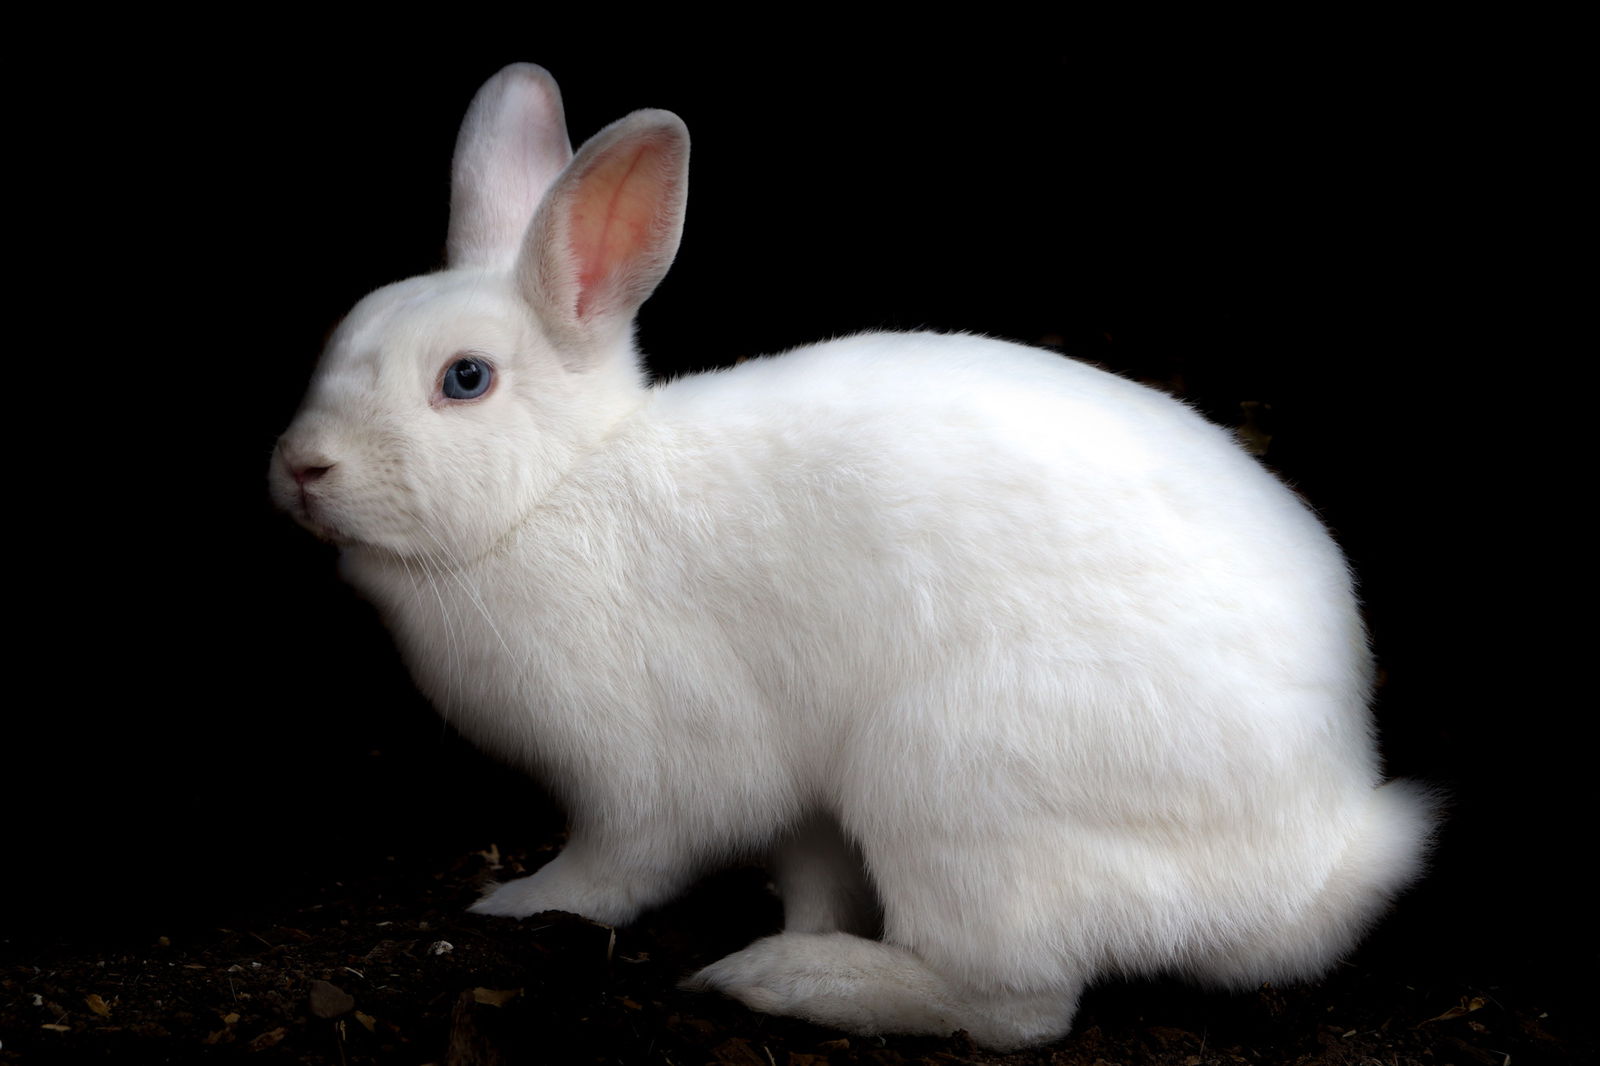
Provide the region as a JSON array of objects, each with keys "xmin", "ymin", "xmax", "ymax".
[{"xmin": 3, "ymin": 834, "xmax": 1588, "ymax": 1066}]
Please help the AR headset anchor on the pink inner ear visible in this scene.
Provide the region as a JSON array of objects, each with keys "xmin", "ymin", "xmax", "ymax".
[{"xmin": 568, "ymin": 142, "xmax": 665, "ymax": 321}]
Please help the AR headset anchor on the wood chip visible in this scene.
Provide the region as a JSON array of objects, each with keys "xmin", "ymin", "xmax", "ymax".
[{"xmin": 1421, "ymin": 996, "xmax": 1488, "ymax": 1024}]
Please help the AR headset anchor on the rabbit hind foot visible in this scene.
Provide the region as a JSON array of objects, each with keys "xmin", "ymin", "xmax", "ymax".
[{"xmin": 686, "ymin": 931, "xmax": 1080, "ymax": 1050}]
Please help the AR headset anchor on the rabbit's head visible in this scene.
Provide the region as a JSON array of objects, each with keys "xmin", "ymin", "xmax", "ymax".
[{"xmin": 270, "ymin": 64, "xmax": 688, "ymax": 564}]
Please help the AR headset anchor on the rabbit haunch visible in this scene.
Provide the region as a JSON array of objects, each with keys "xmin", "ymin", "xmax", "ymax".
[{"xmin": 271, "ymin": 64, "xmax": 1431, "ymax": 1050}]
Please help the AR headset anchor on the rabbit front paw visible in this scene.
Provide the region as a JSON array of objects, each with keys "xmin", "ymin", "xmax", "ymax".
[
  {"xmin": 468, "ymin": 873, "xmax": 586, "ymax": 919},
  {"xmin": 467, "ymin": 845, "xmax": 687, "ymax": 926}
]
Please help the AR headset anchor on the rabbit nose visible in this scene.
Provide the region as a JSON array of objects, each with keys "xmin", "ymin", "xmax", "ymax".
[
  {"xmin": 277, "ymin": 439, "xmax": 337, "ymax": 485},
  {"xmin": 293, "ymin": 462, "xmax": 334, "ymax": 486}
]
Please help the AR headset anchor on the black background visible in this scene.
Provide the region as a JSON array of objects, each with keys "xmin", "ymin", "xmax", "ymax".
[{"xmin": 11, "ymin": 30, "xmax": 1578, "ymax": 997}]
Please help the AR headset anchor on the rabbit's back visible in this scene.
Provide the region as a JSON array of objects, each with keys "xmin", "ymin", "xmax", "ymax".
[{"xmin": 647, "ymin": 330, "xmax": 1368, "ymax": 740}]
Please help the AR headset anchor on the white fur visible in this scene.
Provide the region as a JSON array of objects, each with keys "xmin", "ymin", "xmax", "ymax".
[{"xmin": 270, "ymin": 65, "xmax": 1433, "ymax": 1051}]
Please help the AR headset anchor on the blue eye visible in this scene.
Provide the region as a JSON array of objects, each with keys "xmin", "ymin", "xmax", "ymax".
[{"xmin": 441, "ymin": 357, "xmax": 493, "ymax": 400}]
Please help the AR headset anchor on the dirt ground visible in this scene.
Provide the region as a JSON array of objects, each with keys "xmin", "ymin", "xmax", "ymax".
[{"xmin": 4, "ymin": 832, "xmax": 1588, "ymax": 1066}]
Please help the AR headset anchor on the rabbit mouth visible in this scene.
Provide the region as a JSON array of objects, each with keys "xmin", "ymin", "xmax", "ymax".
[
  {"xmin": 303, "ymin": 516, "xmax": 351, "ymax": 547},
  {"xmin": 286, "ymin": 489, "xmax": 355, "ymax": 547},
  {"xmin": 294, "ymin": 506, "xmax": 343, "ymax": 545}
]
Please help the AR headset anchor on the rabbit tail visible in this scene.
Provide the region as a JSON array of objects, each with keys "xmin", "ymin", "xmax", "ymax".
[{"xmin": 1198, "ymin": 779, "xmax": 1439, "ymax": 986}]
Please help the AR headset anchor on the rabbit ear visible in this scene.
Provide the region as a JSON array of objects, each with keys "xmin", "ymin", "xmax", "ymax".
[
  {"xmin": 517, "ymin": 109, "xmax": 689, "ymax": 353},
  {"xmin": 447, "ymin": 64, "xmax": 573, "ymax": 270}
]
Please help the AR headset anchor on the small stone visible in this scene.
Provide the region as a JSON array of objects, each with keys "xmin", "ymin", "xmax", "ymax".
[{"xmin": 308, "ymin": 980, "xmax": 355, "ymax": 1019}]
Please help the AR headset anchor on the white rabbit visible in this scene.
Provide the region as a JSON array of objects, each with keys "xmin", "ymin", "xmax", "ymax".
[{"xmin": 270, "ymin": 64, "xmax": 1433, "ymax": 1050}]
